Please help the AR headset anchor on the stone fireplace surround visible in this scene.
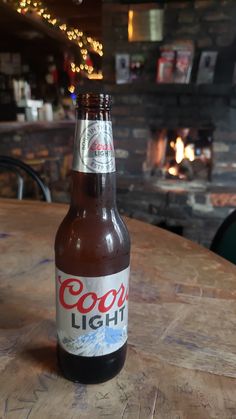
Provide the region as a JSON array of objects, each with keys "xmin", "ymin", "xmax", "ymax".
[
  {"xmin": 112, "ymin": 84, "xmax": 236, "ymax": 248},
  {"xmin": 102, "ymin": 0, "xmax": 236, "ymax": 247}
]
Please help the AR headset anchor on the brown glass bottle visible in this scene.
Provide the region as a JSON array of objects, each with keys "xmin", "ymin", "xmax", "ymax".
[{"xmin": 55, "ymin": 93, "xmax": 130, "ymax": 384}]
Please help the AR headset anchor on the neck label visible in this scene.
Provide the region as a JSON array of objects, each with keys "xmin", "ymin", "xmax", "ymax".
[{"xmin": 73, "ymin": 120, "xmax": 116, "ymax": 173}]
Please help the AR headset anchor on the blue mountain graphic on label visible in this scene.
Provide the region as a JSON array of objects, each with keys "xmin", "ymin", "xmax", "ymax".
[
  {"xmin": 87, "ymin": 139, "xmax": 115, "ymax": 158},
  {"xmin": 62, "ymin": 326, "xmax": 127, "ymax": 356}
]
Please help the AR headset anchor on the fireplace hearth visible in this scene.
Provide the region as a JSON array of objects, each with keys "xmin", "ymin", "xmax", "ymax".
[{"xmin": 146, "ymin": 127, "xmax": 213, "ymax": 182}]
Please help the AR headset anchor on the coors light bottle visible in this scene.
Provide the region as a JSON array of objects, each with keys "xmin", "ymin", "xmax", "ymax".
[{"xmin": 55, "ymin": 93, "xmax": 130, "ymax": 383}]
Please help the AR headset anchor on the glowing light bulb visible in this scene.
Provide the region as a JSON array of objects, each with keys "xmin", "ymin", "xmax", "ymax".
[{"xmin": 68, "ymin": 85, "xmax": 75, "ymax": 93}]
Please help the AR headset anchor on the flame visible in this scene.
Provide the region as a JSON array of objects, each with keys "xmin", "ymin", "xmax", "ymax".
[
  {"xmin": 173, "ymin": 136, "xmax": 195, "ymax": 164},
  {"xmin": 175, "ymin": 136, "xmax": 185, "ymax": 164},
  {"xmin": 185, "ymin": 144, "xmax": 195, "ymax": 162},
  {"xmin": 168, "ymin": 166, "xmax": 178, "ymax": 176}
]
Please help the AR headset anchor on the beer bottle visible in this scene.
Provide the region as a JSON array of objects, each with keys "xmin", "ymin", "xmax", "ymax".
[{"xmin": 55, "ymin": 93, "xmax": 130, "ymax": 384}]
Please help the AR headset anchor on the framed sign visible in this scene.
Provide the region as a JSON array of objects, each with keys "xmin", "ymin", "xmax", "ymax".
[
  {"xmin": 128, "ymin": 4, "xmax": 164, "ymax": 42},
  {"xmin": 115, "ymin": 54, "xmax": 130, "ymax": 84}
]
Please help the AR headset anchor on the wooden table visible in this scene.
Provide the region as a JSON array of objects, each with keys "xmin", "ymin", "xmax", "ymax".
[{"xmin": 1, "ymin": 199, "xmax": 236, "ymax": 419}]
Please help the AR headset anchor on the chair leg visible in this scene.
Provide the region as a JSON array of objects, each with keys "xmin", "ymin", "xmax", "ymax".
[
  {"xmin": 44, "ymin": 186, "xmax": 52, "ymax": 203},
  {"xmin": 17, "ymin": 175, "xmax": 24, "ymax": 200}
]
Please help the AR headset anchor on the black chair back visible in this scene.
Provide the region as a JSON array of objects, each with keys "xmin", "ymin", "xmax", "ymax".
[
  {"xmin": 0, "ymin": 155, "xmax": 51, "ymax": 202},
  {"xmin": 210, "ymin": 210, "xmax": 236, "ymax": 265}
]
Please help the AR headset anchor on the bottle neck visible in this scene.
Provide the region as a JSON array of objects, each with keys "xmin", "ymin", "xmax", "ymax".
[
  {"xmin": 70, "ymin": 172, "xmax": 117, "ymax": 213},
  {"xmin": 72, "ymin": 109, "xmax": 115, "ymax": 174},
  {"xmin": 70, "ymin": 105, "xmax": 116, "ymax": 214}
]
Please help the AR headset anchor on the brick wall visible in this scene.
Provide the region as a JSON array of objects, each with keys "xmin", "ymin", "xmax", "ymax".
[
  {"xmin": 0, "ymin": 122, "xmax": 74, "ymax": 201},
  {"xmin": 101, "ymin": 0, "xmax": 236, "ymax": 247},
  {"xmin": 103, "ymin": 0, "xmax": 236, "ymax": 184}
]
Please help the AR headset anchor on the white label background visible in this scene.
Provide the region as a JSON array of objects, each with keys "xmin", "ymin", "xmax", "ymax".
[
  {"xmin": 56, "ymin": 267, "xmax": 129, "ymax": 357},
  {"xmin": 72, "ymin": 120, "xmax": 116, "ymax": 174}
]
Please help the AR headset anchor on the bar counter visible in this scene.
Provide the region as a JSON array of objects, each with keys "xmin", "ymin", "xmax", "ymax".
[{"xmin": 0, "ymin": 120, "xmax": 75, "ymax": 134}]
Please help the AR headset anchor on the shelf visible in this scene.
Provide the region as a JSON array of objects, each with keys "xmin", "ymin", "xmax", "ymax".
[
  {"xmin": 104, "ymin": 83, "xmax": 236, "ymax": 97},
  {"xmin": 0, "ymin": 120, "xmax": 75, "ymax": 135}
]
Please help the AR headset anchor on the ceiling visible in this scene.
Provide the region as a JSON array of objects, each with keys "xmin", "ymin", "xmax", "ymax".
[
  {"xmin": 42, "ymin": 0, "xmax": 102, "ymax": 41},
  {"xmin": 0, "ymin": 0, "xmax": 102, "ymax": 43}
]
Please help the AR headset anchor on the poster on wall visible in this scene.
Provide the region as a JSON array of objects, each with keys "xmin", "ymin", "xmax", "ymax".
[
  {"xmin": 196, "ymin": 51, "xmax": 218, "ymax": 84},
  {"xmin": 156, "ymin": 50, "xmax": 175, "ymax": 83},
  {"xmin": 130, "ymin": 54, "xmax": 145, "ymax": 82},
  {"xmin": 115, "ymin": 54, "xmax": 130, "ymax": 84},
  {"xmin": 174, "ymin": 50, "xmax": 193, "ymax": 84},
  {"xmin": 156, "ymin": 41, "xmax": 194, "ymax": 84}
]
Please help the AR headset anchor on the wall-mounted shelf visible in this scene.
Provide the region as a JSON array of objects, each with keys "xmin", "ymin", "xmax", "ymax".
[{"xmin": 105, "ymin": 83, "xmax": 236, "ymax": 97}]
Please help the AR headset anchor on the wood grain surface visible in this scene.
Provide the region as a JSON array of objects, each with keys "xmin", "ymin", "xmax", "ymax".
[{"xmin": 0, "ymin": 199, "xmax": 236, "ymax": 419}]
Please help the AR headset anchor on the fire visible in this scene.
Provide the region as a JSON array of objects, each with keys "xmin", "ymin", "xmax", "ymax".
[
  {"xmin": 173, "ymin": 136, "xmax": 195, "ymax": 164},
  {"xmin": 175, "ymin": 136, "xmax": 185, "ymax": 164},
  {"xmin": 167, "ymin": 136, "xmax": 196, "ymax": 178},
  {"xmin": 185, "ymin": 144, "xmax": 195, "ymax": 162},
  {"xmin": 168, "ymin": 166, "xmax": 178, "ymax": 176}
]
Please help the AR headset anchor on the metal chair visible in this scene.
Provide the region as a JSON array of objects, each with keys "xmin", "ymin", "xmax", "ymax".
[
  {"xmin": 0, "ymin": 155, "xmax": 52, "ymax": 202},
  {"xmin": 210, "ymin": 210, "xmax": 236, "ymax": 265}
]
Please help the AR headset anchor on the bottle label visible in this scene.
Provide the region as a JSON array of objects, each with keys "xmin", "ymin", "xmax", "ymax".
[
  {"xmin": 56, "ymin": 266, "xmax": 129, "ymax": 357},
  {"xmin": 72, "ymin": 120, "xmax": 116, "ymax": 174}
]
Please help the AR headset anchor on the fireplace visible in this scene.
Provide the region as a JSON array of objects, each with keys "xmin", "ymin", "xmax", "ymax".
[
  {"xmin": 102, "ymin": 0, "xmax": 236, "ymax": 247},
  {"xmin": 146, "ymin": 127, "xmax": 213, "ymax": 182}
]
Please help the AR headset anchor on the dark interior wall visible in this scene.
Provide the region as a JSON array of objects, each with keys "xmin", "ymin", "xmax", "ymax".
[
  {"xmin": 102, "ymin": 0, "xmax": 236, "ymax": 184},
  {"xmin": 103, "ymin": 0, "xmax": 236, "ymax": 84}
]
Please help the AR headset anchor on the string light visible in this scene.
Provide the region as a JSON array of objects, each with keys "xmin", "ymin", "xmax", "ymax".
[
  {"xmin": 88, "ymin": 72, "xmax": 103, "ymax": 80},
  {"xmin": 6, "ymin": 0, "xmax": 103, "ymax": 77},
  {"xmin": 68, "ymin": 85, "xmax": 75, "ymax": 93},
  {"xmin": 71, "ymin": 62, "xmax": 95, "ymax": 75}
]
